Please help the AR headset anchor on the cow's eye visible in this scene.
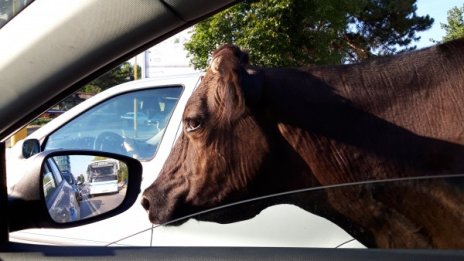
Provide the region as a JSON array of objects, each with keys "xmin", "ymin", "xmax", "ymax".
[{"xmin": 186, "ymin": 118, "xmax": 202, "ymax": 132}]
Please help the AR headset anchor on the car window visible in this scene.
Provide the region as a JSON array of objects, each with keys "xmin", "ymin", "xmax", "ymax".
[
  {"xmin": 42, "ymin": 163, "xmax": 58, "ymax": 203},
  {"xmin": 41, "ymin": 157, "xmax": 82, "ymax": 224},
  {"xmin": 6, "ymin": 0, "xmax": 464, "ymax": 254},
  {"xmin": 114, "ymin": 175, "xmax": 463, "ymax": 248},
  {"xmin": 44, "ymin": 87, "xmax": 183, "ymax": 160},
  {"xmin": 61, "ymin": 171, "xmax": 74, "ymax": 185},
  {"xmin": 47, "ymin": 158, "xmax": 62, "ymax": 184},
  {"xmin": 0, "ymin": 0, "xmax": 34, "ymax": 28},
  {"xmin": 42, "ymin": 158, "xmax": 63, "ymax": 206}
]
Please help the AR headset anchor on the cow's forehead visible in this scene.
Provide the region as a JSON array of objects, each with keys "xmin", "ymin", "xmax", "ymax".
[{"xmin": 184, "ymin": 84, "xmax": 211, "ymax": 114}]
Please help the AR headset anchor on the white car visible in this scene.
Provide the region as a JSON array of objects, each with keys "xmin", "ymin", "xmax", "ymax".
[
  {"xmin": 7, "ymin": 72, "xmax": 363, "ymax": 248},
  {"xmin": 7, "ymin": 73, "xmax": 199, "ymax": 245}
]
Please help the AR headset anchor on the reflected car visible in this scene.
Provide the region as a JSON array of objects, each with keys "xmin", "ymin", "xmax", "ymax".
[
  {"xmin": 60, "ymin": 170, "xmax": 83, "ymax": 202},
  {"xmin": 42, "ymin": 158, "xmax": 81, "ymax": 223}
]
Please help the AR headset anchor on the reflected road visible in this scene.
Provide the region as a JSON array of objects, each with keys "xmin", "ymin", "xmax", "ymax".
[{"xmin": 79, "ymin": 187, "xmax": 126, "ymax": 219}]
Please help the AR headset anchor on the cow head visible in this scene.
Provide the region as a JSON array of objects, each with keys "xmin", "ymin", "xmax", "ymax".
[{"xmin": 141, "ymin": 45, "xmax": 285, "ymax": 224}]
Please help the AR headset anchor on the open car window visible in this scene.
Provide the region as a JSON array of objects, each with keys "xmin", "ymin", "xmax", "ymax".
[
  {"xmin": 0, "ymin": 0, "xmax": 34, "ymax": 28},
  {"xmin": 108, "ymin": 175, "xmax": 464, "ymax": 248},
  {"xmin": 3, "ymin": 3, "xmax": 464, "ymax": 261}
]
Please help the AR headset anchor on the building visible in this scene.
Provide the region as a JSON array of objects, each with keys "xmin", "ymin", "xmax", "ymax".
[
  {"xmin": 139, "ymin": 28, "xmax": 198, "ymax": 78},
  {"xmin": 54, "ymin": 155, "xmax": 71, "ymax": 173}
]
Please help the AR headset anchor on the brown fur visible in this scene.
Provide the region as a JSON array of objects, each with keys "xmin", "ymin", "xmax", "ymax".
[{"xmin": 142, "ymin": 41, "xmax": 464, "ymax": 248}]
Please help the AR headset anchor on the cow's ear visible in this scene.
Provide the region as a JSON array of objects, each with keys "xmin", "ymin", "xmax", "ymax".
[
  {"xmin": 208, "ymin": 50, "xmax": 246, "ymax": 124},
  {"xmin": 210, "ymin": 44, "xmax": 249, "ymax": 73},
  {"xmin": 210, "ymin": 56, "xmax": 222, "ymax": 74}
]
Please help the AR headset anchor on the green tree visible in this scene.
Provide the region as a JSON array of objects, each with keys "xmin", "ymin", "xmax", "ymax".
[
  {"xmin": 119, "ymin": 163, "xmax": 128, "ymax": 185},
  {"xmin": 93, "ymin": 156, "xmax": 108, "ymax": 161},
  {"xmin": 441, "ymin": 5, "xmax": 464, "ymax": 42},
  {"xmin": 83, "ymin": 62, "xmax": 141, "ymax": 93},
  {"xmin": 185, "ymin": 0, "xmax": 433, "ymax": 69}
]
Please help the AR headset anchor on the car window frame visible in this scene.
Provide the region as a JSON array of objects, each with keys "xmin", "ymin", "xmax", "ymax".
[{"xmin": 2, "ymin": 0, "xmax": 464, "ymax": 260}]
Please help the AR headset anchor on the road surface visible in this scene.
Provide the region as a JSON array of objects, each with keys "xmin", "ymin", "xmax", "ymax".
[{"xmin": 79, "ymin": 187, "xmax": 126, "ymax": 219}]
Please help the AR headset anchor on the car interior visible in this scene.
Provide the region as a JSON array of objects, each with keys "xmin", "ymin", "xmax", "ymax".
[{"xmin": 1, "ymin": 0, "xmax": 464, "ymax": 260}]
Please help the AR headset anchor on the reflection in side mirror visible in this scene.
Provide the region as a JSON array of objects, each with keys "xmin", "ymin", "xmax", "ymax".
[
  {"xmin": 42, "ymin": 155, "xmax": 129, "ymax": 223},
  {"xmin": 22, "ymin": 139, "xmax": 40, "ymax": 159}
]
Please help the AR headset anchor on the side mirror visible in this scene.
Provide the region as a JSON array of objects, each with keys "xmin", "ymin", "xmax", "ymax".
[
  {"xmin": 22, "ymin": 139, "xmax": 40, "ymax": 159},
  {"xmin": 8, "ymin": 150, "xmax": 142, "ymax": 231}
]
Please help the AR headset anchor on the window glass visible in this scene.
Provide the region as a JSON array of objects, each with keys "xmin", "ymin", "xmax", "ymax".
[
  {"xmin": 48, "ymin": 158, "xmax": 62, "ymax": 184},
  {"xmin": 140, "ymin": 176, "xmax": 464, "ymax": 248},
  {"xmin": 61, "ymin": 171, "xmax": 74, "ymax": 185},
  {"xmin": 0, "ymin": 0, "xmax": 34, "ymax": 28},
  {"xmin": 45, "ymin": 87, "xmax": 183, "ymax": 160},
  {"xmin": 42, "ymin": 158, "xmax": 62, "ymax": 206},
  {"xmin": 42, "ymin": 165, "xmax": 57, "ymax": 202}
]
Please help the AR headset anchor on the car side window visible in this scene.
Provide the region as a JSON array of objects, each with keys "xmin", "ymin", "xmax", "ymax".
[
  {"xmin": 43, "ymin": 167, "xmax": 57, "ymax": 203},
  {"xmin": 42, "ymin": 159, "xmax": 62, "ymax": 204},
  {"xmin": 44, "ymin": 87, "xmax": 183, "ymax": 160}
]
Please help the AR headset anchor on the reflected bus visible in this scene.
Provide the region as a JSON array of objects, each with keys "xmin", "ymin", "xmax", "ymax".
[{"xmin": 87, "ymin": 159, "xmax": 119, "ymax": 197}]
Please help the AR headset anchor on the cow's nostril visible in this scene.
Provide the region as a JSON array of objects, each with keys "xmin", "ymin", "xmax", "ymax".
[{"xmin": 141, "ymin": 196, "xmax": 150, "ymax": 211}]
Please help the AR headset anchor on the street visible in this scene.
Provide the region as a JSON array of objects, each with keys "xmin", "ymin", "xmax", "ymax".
[{"xmin": 79, "ymin": 187, "xmax": 126, "ymax": 219}]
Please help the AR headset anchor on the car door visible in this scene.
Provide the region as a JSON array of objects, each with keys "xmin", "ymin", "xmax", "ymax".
[
  {"xmin": 8, "ymin": 84, "xmax": 188, "ymax": 246},
  {"xmin": 42, "ymin": 158, "xmax": 80, "ymax": 224}
]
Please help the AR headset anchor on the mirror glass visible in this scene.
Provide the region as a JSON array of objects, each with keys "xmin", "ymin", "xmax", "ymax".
[
  {"xmin": 22, "ymin": 139, "xmax": 40, "ymax": 159},
  {"xmin": 42, "ymin": 154, "xmax": 128, "ymax": 223}
]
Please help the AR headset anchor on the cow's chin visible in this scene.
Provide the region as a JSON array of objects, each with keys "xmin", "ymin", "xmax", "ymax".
[
  {"xmin": 159, "ymin": 210, "xmax": 262, "ymax": 226},
  {"xmin": 191, "ymin": 209, "xmax": 262, "ymax": 224},
  {"xmin": 151, "ymin": 191, "xmax": 274, "ymax": 226},
  {"xmin": 150, "ymin": 205, "xmax": 265, "ymax": 227},
  {"xmin": 162, "ymin": 202, "xmax": 269, "ymax": 226}
]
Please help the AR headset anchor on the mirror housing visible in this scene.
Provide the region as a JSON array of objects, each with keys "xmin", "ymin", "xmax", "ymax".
[
  {"xmin": 22, "ymin": 139, "xmax": 41, "ymax": 159},
  {"xmin": 7, "ymin": 150, "xmax": 142, "ymax": 232}
]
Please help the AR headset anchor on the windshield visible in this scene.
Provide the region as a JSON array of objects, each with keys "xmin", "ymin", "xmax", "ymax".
[
  {"xmin": 45, "ymin": 87, "xmax": 183, "ymax": 161},
  {"xmin": 88, "ymin": 160, "xmax": 117, "ymax": 182},
  {"xmin": 0, "ymin": 0, "xmax": 34, "ymax": 28},
  {"xmin": 90, "ymin": 166, "xmax": 114, "ymax": 176}
]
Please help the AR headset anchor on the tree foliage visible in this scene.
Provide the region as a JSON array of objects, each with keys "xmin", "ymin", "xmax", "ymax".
[
  {"xmin": 82, "ymin": 62, "xmax": 141, "ymax": 93},
  {"xmin": 441, "ymin": 5, "xmax": 464, "ymax": 42},
  {"xmin": 185, "ymin": 0, "xmax": 433, "ymax": 69}
]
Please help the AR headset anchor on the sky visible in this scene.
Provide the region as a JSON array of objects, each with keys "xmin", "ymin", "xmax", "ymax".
[{"xmin": 414, "ymin": 0, "xmax": 463, "ymax": 49}]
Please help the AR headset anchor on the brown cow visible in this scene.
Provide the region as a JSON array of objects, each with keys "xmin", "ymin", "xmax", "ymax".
[{"xmin": 142, "ymin": 40, "xmax": 464, "ymax": 248}]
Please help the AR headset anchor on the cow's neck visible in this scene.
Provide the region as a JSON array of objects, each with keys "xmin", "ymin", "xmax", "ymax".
[
  {"xmin": 258, "ymin": 41, "xmax": 464, "ymax": 129},
  {"xmin": 255, "ymin": 42, "xmax": 464, "ymax": 184}
]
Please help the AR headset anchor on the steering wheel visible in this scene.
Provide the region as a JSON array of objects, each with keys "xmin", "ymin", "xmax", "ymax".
[{"xmin": 93, "ymin": 131, "xmax": 128, "ymax": 155}]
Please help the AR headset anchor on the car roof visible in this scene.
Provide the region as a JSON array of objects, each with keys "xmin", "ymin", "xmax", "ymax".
[{"xmin": 0, "ymin": 0, "xmax": 237, "ymax": 141}]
